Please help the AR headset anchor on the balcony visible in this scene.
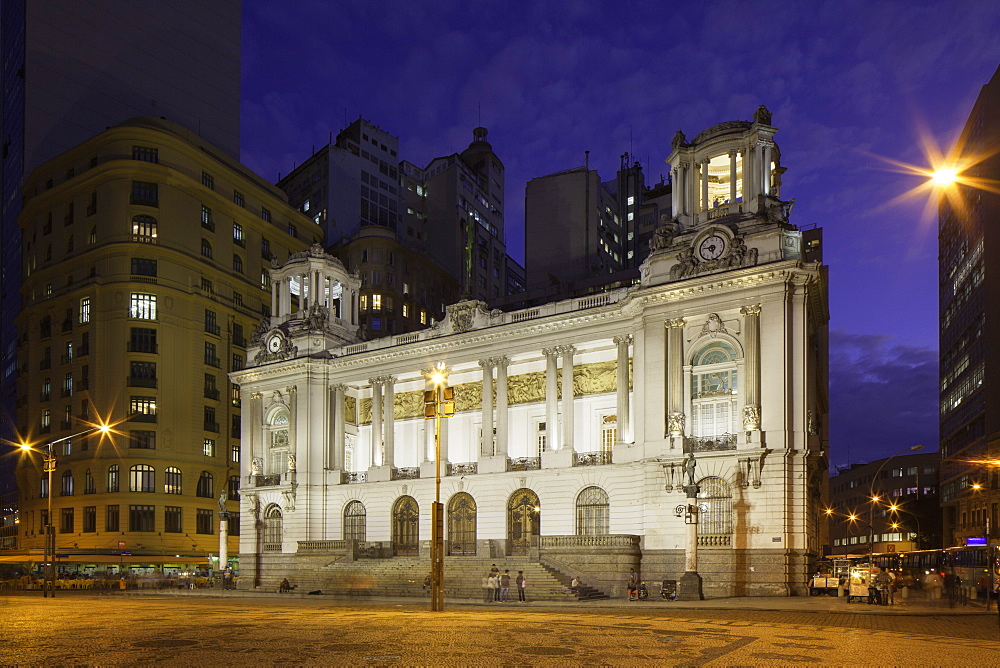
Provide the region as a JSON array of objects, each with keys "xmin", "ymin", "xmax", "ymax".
[
  {"xmin": 129, "ymin": 413, "xmax": 157, "ymax": 423},
  {"xmin": 341, "ymin": 472, "xmax": 368, "ymax": 484},
  {"xmin": 39, "ymin": 392, "xmax": 50, "ymax": 402},
  {"xmin": 573, "ymin": 451, "xmax": 613, "ymax": 467},
  {"xmin": 204, "ymin": 421, "xmax": 220, "ymax": 433},
  {"xmin": 205, "ymin": 323, "xmax": 220, "ymax": 336},
  {"xmin": 685, "ymin": 433, "xmax": 737, "ymax": 452},
  {"xmin": 201, "ymin": 219, "xmax": 215, "ymax": 232},
  {"xmin": 390, "ymin": 467, "xmax": 420, "ymax": 481},
  {"xmin": 205, "ymin": 357, "xmax": 220, "ymax": 368},
  {"xmin": 231, "ymin": 423, "xmax": 241, "ymax": 438},
  {"xmin": 40, "ymin": 359, "xmax": 51, "ymax": 370},
  {"xmin": 254, "ymin": 474, "xmax": 282, "ymax": 487},
  {"xmin": 60, "ymin": 354, "xmax": 73, "ymax": 365},
  {"xmin": 59, "ymin": 420, "xmax": 71, "ymax": 430},
  {"xmin": 507, "ymin": 457, "xmax": 541, "ymax": 472},
  {"xmin": 127, "ymin": 343, "xmax": 158, "ymax": 353},
  {"xmin": 40, "ymin": 425, "xmax": 51, "ymax": 434},
  {"xmin": 204, "ymin": 388, "xmax": 220, "ymax": 400},
  {"xmin": 127, "ymin": 376, "xmax": 157, "ymax": 388},
  {"xmin": 76, "ymin": 379, "xmax": 89, "ymax": 391},
  {"xmin": 60, "ymin": 387, "xmax": 72, "ymax": 398},
  {"xmin": 447, "ymin": 462, "xmax": 478, "ymax": 476}
]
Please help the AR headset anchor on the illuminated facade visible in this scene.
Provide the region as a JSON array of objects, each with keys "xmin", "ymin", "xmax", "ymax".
[
  {"xmin": 13, "ymin": 118, "xmax": 315, "ymax": 571},
  {"xmin": 939, "ymin": 65, "xmax": 1000, "ymax": 546},
  {"xmin": 233, "ymin": 110, "xmax": 829, "ymax": 597}
]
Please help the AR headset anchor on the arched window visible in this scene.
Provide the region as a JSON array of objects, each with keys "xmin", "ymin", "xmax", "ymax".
[
  {"xmin": 391, "ymin": 496, "xmax": 419, "ymax": 556},
  {"xmin": 107, "ymin": 465, "xmax": 119, "ymax": 493},
  {"xmin": 84, "ymin": 468, "xmax": 95, "ymax": 494},
  {"xmin": 200, "ymin": 239, "xmax": 213, "ymax": 259},
  {"xmin": 228, "ymin": 475, "xmax": 240, "ymax": 501},
  {"xmin": 263, "ymin": 505, "xmax": 282, "ymax": 547},
  {"xmin": 267, "ymin": 410, "xmax": 289, "ymax": 475},
  {"xmin": 575, "ymin": 486, "xmax": 609, "ymax": 535},
  {"xmin": 344, "ymin": 500, "xmax": 366, "ymax": 542},
  {"xmin": 164, "ymin": 467, "xmax": 182, "ymax": 494},
  {"xmin": 61, "ymin": 470, "xmax": 74, "ymax": 496},
  {"xmin": 233, "ymin": 254, "xmax": 243, "ymax": 273},
  {"xmin": 261, "ymin": 269, "xmax": 271, "ymax": 289},
  {"xmin": 131, "ymin": 215, "xmax": 157, "ymax": 243},
  {"xmin": 129, "ymin": 464, "xmax": 155, "ymax": 492},
  {"xmin": 196, "ymin": 471, "xmax": 214, "ymax": 498},
  {"xmin": 698, "ymin": 477, "xmax": 733, "ymax": 546},
  {"xmin": 690, "ymin": 340, "xmax": 740, "ymax": 439}
]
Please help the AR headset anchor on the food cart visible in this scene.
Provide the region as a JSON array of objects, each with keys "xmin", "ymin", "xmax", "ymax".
[
  {"xmin": 810, "ymin": 558, "xmax": 850, "ymax": 596},
  {"xmin": 847, "ymin": 563, "xmax": 871, "ymax": 603}
]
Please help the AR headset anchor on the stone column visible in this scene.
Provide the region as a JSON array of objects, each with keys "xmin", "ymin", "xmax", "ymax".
[
  {"xmin": 249, "ymin": 392, "xmax": 263, "ymax": 473},
  {"xmin": 700, "ymin": 161, "xmax": 709, "ymax": 214},
  {"xmin": 740, "ymin": 305, "xmax": 762, "ymax": 431},
  {"xmin": 384, "ymin": 375, "xmax": 396, "ymax": 468},
  {"xmin": 495, "ymin": 356, "xmax": 509, "ymax": 458},
  {"xmin": 287, "ymin": 386, "xmax": 297, "ymax": 476},
  {"xmin": 332, "ymin": 384, "xmax": 346, "ymax": 471},
  {"xmin": 614, "ymin": 335, "xmax": 632, "ymax": 444},
  {"xmin": 729, "ymin": 150, "xmax": 738, "ymax": 203},
  {"xmin": 666, "ymin": 319, "xmax": 686, "ymax": 437},
  {"xmin": 479, "ymin": 358, "xmax": 494, "ymax": 457},
  {"xmin": 671, "ymin": 168, "xmax": 679, "ymax": 215},
  {"xmin": 746, "ymin": 144, "xmax": 757, "ymax": 201},
  {"xmin": 543, "ymin": 348, "xmax": 560, "ymax": 450},
  {"xmin": 271, "ymin": 281, "xmax": 278, "ymax": 319},
  {"xmin": 560, "ymin": 345, "xmax": 576, "ymax": 451},
  {"xmin": 763, "ymin": 143, "xmax": 773, "ymax": 195},
  {"xmin": 370, "ymin": 378, "xmax": 383, "ymax": 466},
  {"xmin": 218, "ymin": 511, "xmax": 230, "ymax": 572}
]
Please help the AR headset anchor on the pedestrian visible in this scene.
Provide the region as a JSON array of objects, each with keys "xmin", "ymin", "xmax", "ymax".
[
  {"xmin": 873, "ymin": 568, "xmax": 891, "ymax": 606},
  {"xmin": 119, "ymin": 576, "xmax": 126, "ymax": 591},
  {"xmin": 627, "ymin": 568, "xmax": 638, "ymax": 601},
  {"xmin": 570, "ymin": 576, "xmax": 581, "ymax": 595},
  {"xmin": 481, "ymin": 572, "xmax": 491, "ymax": 603},
  {"xmin": 487, "ymin": 573, "xmax": 498, "ymax": 602},
  {"xmin": 924, "ymin": 571, "xmax": 943, "ymax": 600},
  {"xmin": 516, "ymin": 570, "xmax": 526, "ymax": 602},
  {"xmin": 500, "ymin": 569, "xmax": 511, "ymax": 602}
]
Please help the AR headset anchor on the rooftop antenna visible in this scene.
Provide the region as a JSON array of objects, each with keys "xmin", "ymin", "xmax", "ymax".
[
  {"xmin": 630, "ymin": 124, "xmax": 633, "ymax": 163},
  {"xmin": 478, "ymin": 100, "xmax": 481, "ymax": 127}
]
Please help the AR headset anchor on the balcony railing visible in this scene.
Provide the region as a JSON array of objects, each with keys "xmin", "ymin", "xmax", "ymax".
[
  {"xmin": 60, "ymin": 354, "xmax": 73, "ymax": 364},
  {"xmin": 686, "ymin": 433, "xmax": 737, "ymax": 452},
  {"xmin": 447, "ymin": 462, "xmax": 478, "ymax": 476},
  {"xmin": 204, "ymin": 388, "xmax": 220, "ymax": 400},
  {"xmin": 205, "ymin": 323, "xmax": 220, "ymax": 336},
  {"xmin": 573, "ymin": 451, "xmax": 613, "ymax": 467},
  {"xmin": 204, "ymin": 421, "xmax": 219, "ymax": 433},
  {"xmin": 254, "ymin": 474, "xmax": 282, "ymax": 487},
  {"xmin": 40, "ymin": 360, "xmax": 51, "ymax": 370},
  {"xmin": 60, "ymin": 387, "xmax": 73, "ymax": 398},
  {"xmin": 129, "ymin": 413, "xmax": 157, "ymax": 423},
  {"xmin": 205, "ymin": 357, "xmax": 220, "ymax": 368},
  {"xmin": 341, "ymin": 471, "xmax": 367, "ymax": 484},
  {"xmin": 698, "ymin": 534, "xmax": 732, "ymax": 547},
  {"xmin": 127, "ymin": 376, "xmax": 158, "ymax": 388},
  {"xmin": 390, "ymin": 467, "xmax": 420, "ymax": 481},
  {"xmin": 507, "ymin": 457, "xmax": 541, "ymax": 472},
  {"xmin": 76, "ymin": 379, "xmax": 89, "ymax": 391},
  {"xmin": 127, "ymin": 343, "xmax": 158, "ymax": 353}
]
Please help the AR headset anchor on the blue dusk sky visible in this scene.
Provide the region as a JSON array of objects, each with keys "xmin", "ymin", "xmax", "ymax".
[{"xmin": 240, "ymin": 0, "xmax": 1000, "ymax": 468}]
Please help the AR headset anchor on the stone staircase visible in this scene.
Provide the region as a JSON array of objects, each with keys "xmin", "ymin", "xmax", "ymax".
[{"xmin": 260, "ymin": 555, "xmax": 610, "ymax": 601}]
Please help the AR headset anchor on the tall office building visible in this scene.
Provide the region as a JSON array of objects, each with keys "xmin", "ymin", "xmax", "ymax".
[
  {"xmin": 13, "ymin": 118, "xmax": 314, "ymax": 570},
  {"xmin": 0, "ymin": 0, "xmax": 241, "ymax": 546},
  {"xmin": 939, "ymin": 65, "xmax": 1000, "ymax": 547}
]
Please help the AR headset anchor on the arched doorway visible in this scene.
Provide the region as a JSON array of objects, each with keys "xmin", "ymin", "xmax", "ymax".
[
  {"xmin": 343, "ymin": 500, "xmax": 366, "ymax": 542},
  {"xmin": 447, "ymin": 492, "xmax": 477, "ymax": 556},
  {"xmin": 507, "ymin": 488, "xmax": 540, "ymax": 555},
  {"xmin": 392, "ymin": 496, "xmax": 419, "ymax": 556}
]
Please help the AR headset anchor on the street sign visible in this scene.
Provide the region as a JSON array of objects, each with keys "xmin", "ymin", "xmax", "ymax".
[{"xmin": 120, "ymin": 550, "xmax": 132, "ymax": 555}]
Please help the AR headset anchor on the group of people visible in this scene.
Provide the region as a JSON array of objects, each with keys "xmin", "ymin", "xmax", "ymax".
[{"xmin": 482, "ymin": 564, "xmax": 526, "ymax": 602}]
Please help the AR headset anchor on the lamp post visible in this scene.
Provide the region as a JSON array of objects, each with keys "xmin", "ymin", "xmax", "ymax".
[
  {"xmin": 868, "ymin": 445, "xmax": 924, "ymax": 565},
  {"xmin": 19, "ymin": 423, "xmax": 111, "ymax": 597},
  {"xmin": 423, "ymin": 362, "xmax": 454, "ymax": 612}
]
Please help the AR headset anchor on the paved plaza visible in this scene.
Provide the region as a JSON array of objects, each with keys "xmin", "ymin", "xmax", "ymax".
[{"xmin": 3, "ymin": 590, "xmax": 999, "ymax": 666}]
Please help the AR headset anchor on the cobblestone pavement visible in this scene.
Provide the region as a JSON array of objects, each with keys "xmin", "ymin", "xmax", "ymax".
[{"xmin": 3, "ymin": 591, "xmax": 999, "ymax": 666}]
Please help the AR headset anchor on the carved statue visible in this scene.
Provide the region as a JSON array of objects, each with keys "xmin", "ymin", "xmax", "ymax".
[
  {"xmin": 669, "ymin": 248, "xmax": 698, "ymax": 281},
  {"xmin": 288, "ymin": 454, "xmax": 296, "ymax": 472},
  {"xmin": 251, "ymin": 318, "xmax": 270, "ymax": 345},
  {"xmin": 728, "ymin": 237, "xmax": 748, "ymax": 267},
  {"xmin": 667, "ymin": 412, "xmax": 685, "ymax": 437},
  {"xmin": 251, "ymin": 457, "xmax": 262, "ymax": 476},
  {"xmin": 753, "ymin": 105, "xmax": 772, "ymax": 125},
  {"xmin": 762, "ymin": 195, "xmax": 795, "ymax": 224},
  {"xmin": 218, "ymin": 490, "xmax": 228, "ymax": 512},
  {"xmin": 743, "ymin": 404, "xmax": 761, "ymax": 431},
  {"xmin": 649, "ymin": 215, "xmax": 679, "ymax": 252},
  {"xmin": 671, "ymin": 130, "xmax": 687, "ymax": 149},
  {"xmin": 685, "ymin": 452, "xmax": 697, "ymax": 487}
]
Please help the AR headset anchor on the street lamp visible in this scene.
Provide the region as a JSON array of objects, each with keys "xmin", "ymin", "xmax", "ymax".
[
  {"xmin": 868, "ymin": 445, "xmax": 924, "ymax": 565},
  {"xmin": 423, "ymin": 362, "xmax": 454, "ymax": 612},
  {"xmin": 19, "ymin": 422, "xmax": 112, "ymax": 598}
]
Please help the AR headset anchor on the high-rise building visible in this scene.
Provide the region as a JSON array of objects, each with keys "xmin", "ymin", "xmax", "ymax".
[
  {"xmin": 939, "ymin": 65, "xmax": 1000, "ymax": 547},
  {"xmin": 0, "ymin": 0, "xmax": 242, "ymax": 543},
  {"xmin": 12, "ymin": 118, "xmax": 315, "ymax": 569}
]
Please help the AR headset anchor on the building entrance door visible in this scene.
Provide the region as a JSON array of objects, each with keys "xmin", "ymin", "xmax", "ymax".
[
  {"xmin": 447, "ymin": 492, "xmax": 477, "ymax": 556},
  {"xmin": 392, "ymin": 496, "xmax": 419, "ymax": 556},
  {"xmin": 507, "ymin": 489, "xmax": 540, "ymax": 555}
]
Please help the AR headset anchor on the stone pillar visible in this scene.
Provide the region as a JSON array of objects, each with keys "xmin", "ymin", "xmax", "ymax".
[
  {"xmin": 370, "ymin": 378, "xmax": 383, "ymax": 466},
  {"xmin": 763, "ymin": 143, "xmax": 773, "ymax": 195},
  {"xmin": 332, "ymin": 384, "xmax": 345, "ymax": 471},
  {"xmin": 666, "ymin": 319, "xmax": 686, "ymax": 438},
  {"xmin": 700, "ymin": 161, "xmax": 709, "ymax": 214},
  {"xmin": 543, "ymin": 348, "xmax": 559, "ymax": 450},
  {"xmin": 614, "ymin": 335, "xmax": 632, "ymax": 444},
  {"xmin": 561, "ymin": 345, "xmax": 576, "ymax": 451},
  {"xmin": 746, "ymin": 144, "xmax": 757, "ymax": 201},
  {"xmin": 495, "ymin": 356, "xmax": 509, "ymax": 458},
  {"xmin": 677, "ymin": 480, "xmax": 704, "ymax": 600},
  {"xmin": 287, "ymin": 385, "xmax": 297, "ymax": 474},
  {"xmin": 671, "ymin": 168, "xmax": 679, "ymax": 215},
  {"xmin": 741, "ymin": 305, "xmax": 762, "ymax": 431},
  {"xmin": 479, "ymin": 358, "xmax": 494, "ymax": 457},
  {"xmin": 218, "ymin": 511, "xmax": 230, "ymax": 571},
  {"xmin": 249, "ymin": 392, "xmax": 263, "ymax": 467},
  {"xmin": 729, "ymin": 150, "xmax": 738, "ymax": 203},
  {"xmin": 271, "ymin": 281, "xmax": 278, "ymax": 319},
  {"xmin": 384, "ymin": 375, "xmax": 396, "ymax": 469}
]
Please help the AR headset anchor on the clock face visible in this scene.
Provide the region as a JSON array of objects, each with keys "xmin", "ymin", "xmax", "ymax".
[
  {"xmin": 267, "ymin": 334, "xmax": 282, "ymax": 353},
  {"xmin": 699, "ymin": 235, "xmax": 727, "ymax": 261}
]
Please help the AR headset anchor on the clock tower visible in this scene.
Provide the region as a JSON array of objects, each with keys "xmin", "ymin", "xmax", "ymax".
[{"xmin": 251, "ymin": 243, "xmax": 363, "ymax": 364}]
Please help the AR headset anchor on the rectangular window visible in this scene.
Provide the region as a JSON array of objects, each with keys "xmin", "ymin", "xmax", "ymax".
[
  {"xmin": 203, "ymin": 438, "xmax": 216, "ymax": 457},
  {"xmin": 205, "ymin": 309, "xmax": 219, "ymax": 335},
  {"xmin": 164, "ymin": 468, "xmax": 182, "ymax": 495},
  {"xmin": 232, "ymin": 354, "xmax": 244, "ymax": 371},
  {"xmin": 372, "ymin": 293, "xmax": 382, "ymax": 310},
  {"xmin": 233, "ymin": 223, "xmax": 244, "ymax": 246},
  {"xmin": 261, "ymin": 237, "xmax": 271, "ymax": 259},
  {"xmin": 201, "ymin": 205, "xmax": 213, "ymax": 230},
  {"xmin": 233, "ymin": 191, "xmax": 245, "ymax": 207},
  {"xmin": 132, "ymin": 215, "xmax": 157, "ymax": 242},
  {"xmin": 130, "ymin": 430, "xmax": 156, "ymax": 450},
  {"xmin": 83, "ymin": 506, "xmax": 96, "ymax": 532},
  {"xmin": 61, "ymin": 508, "xmax": 74, "ymax": 533},
  {"xmin": 79, "ymin": 297, "xmax": 91, "ymax": 323},
  {"xmin": 128, "ymin": 361, "xmax": 156, "ymax": 387},
  {"xmin": 129, "ymin": 505, "xmax": 155, "ymax": 532},
  {"xmin": 132, "ymin": 146, "xmax": 158, "ymax": 163},
  {"xmin": 165, "ymin": 506, "xmax": 182, "ymax": 533},
  {"xmin": 261, "ymin": 208, "xmax": 271, "ymax": 222},
  {"xmin": 231, "ymin": 444, "xmax": 241, "ymax": 462},
  {"xmin": 205, "ymin": 342, "xmax": 219, "ymax": 367},
  {"xmin": 359, "ymin": 294, "xmax": 368, "ymax": 310},
  {"xmin": 204, "ymin": 406, "xmax": 218, "ymax": 432},
  {"xmin": 129, "ymin": 327, "xmax": 157, "ymax": 353},
  {"xmin": 106, "ymin": 505, "xmax": 120, "ymax": 532},
  {"xmin": 196, "ymin": 509, "xmax": 214, "ymax": 534},
  {"xmin": 202, "ymin": 172, "xmax": 214, "ymax": 189},
  {"xmin": 129, "ymin": 293, "xmax": 157, "ymax": 319},
  {"xmin": 129, "ymin": 396, "xmax": 157, "ymax": 417},
  {"xmin": 131, "ymin": 181, "xmax": 158, "ymax": 207}
]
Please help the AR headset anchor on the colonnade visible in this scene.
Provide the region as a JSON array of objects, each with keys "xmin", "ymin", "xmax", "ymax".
[{"xmin": 670, "ymin": 143, "xmax": 774, "ymax": 220}]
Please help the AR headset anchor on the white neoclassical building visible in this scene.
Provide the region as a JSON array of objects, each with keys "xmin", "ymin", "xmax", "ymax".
[{"xmin": 231, "ymin": 109, "xmax": 829, "ymax": 597}]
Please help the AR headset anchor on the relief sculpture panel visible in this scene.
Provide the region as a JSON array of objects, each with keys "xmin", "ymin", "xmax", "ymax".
[
  {"xmin": 573, "ymin": 360, "xmax": 618, "ymax": 396},
  {"xmin": 507, "ymin": 371, "xmax": 546, "ymax": 405},
  {"xmin": 345, "ymin": 396, "xmax": 357, "ymax": 425},
  {"xmin": 394, "ymin": 390, "xmax": 425, "ymax": 420},
  {"xmin": 359, "ymin": 397, "xmax": 371, "ymax": 425}
]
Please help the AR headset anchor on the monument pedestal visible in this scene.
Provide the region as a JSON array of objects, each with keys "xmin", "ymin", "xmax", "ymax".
[{"xmin": 677, "ymin": 571, "xmax": 704, "ymax": 600}]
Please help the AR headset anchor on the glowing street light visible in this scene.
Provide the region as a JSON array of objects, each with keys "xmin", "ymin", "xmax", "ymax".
[
  {"xmin": 932, "ymin": 167, "xmax": 959, "ymax": 185},
  {"xmin": 422, "ymin": 361, "xmax": 454, "ymax": 612}
]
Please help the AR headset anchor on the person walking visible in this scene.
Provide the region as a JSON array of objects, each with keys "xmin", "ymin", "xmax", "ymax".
[
  {"xmin": 481, "ymin": 572, "xmax": 491, "ymax": 603},
  {"xmin": 627, "ymin": 568, "xmax": 638, "ymax": 601},
  {"xmin": 516, "ymin": 570, "xmax": 526, "ymax": 602},
  {"xmin": 487, "ymin": 573, "xmax": 498, "ymax": 602},
  {"xmin": 500, "ymin": 570, "xmax": 511, "ymax": 602}
]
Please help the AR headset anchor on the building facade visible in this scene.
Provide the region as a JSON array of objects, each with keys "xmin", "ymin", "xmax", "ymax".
[
  {"xmin": 826, "ymin": 452, "xmax": 940, "ymax": 556},
  {"xmin": 939, "ymin": 65, "xmax": 1000, "ymax": 547},
  {"xmin": 232, "ymin": 111, "xmax": 829, "ymax": 597},
  {"xmin": 13, "ymin": 118, "xmax": 315, "ymax": 572}
]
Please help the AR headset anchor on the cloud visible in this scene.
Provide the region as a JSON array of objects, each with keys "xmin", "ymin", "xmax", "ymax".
[{"xmin": 828, "ymin": 330, "xmax": 938, "ymax": 468}]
